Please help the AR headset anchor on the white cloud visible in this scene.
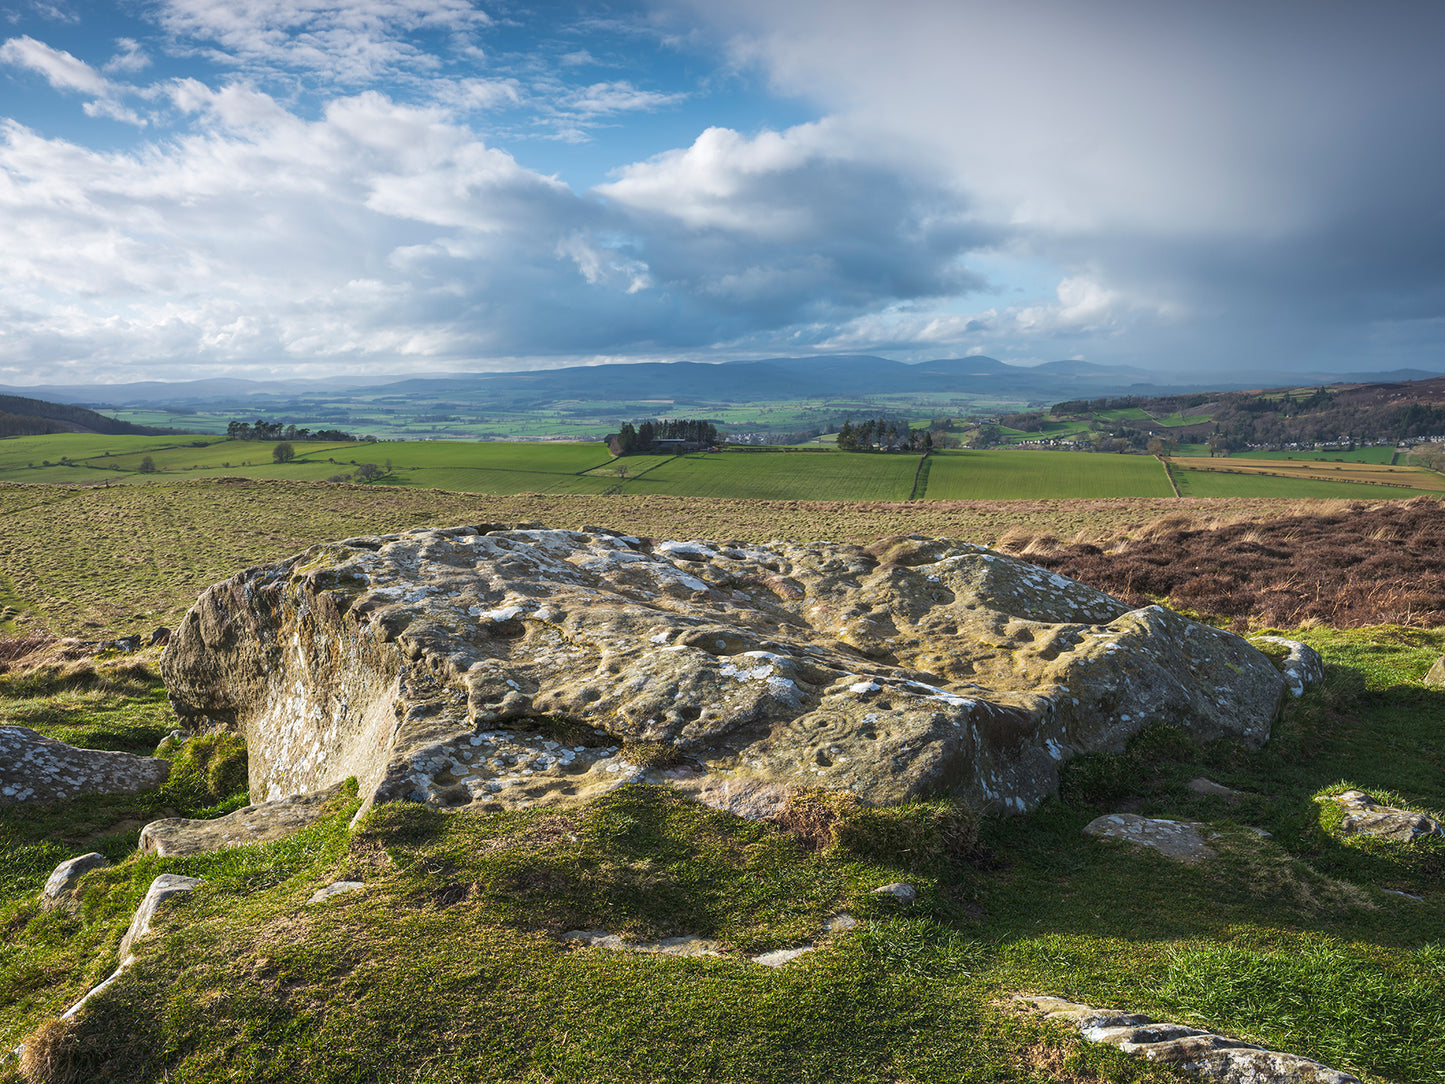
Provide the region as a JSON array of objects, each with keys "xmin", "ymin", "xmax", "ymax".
[
  {"xmin": 0, "ymin": 35, "xmax": 109, "ymax": 94},
  {"xmin": 565, "ymin": 80, "xmax": 684, "ymax": 115},
  {"xmin": 104, "ymin": 37, "xmax": 151, "ymax": 74},
  {"xmin": 149, "ymin": 0, "xmax": 491, "ymax": 81}
]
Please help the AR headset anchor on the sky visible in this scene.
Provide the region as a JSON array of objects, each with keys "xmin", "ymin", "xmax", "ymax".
[{"xmin": 1, "ymin": 0, "xmax": 1442, "ymax": 385}]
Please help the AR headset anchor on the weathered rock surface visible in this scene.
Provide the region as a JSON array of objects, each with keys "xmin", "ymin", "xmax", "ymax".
[
  {"xmin": 139, "ymin": 784, "xmax": 343, "ymax": 857},
  {"xmin": 55, "ymin": 874, "xmax": 203, "ymax": 1026},
  {"xmin": 1083, "ymin": 814, "xmax": 1217, "ymax": 862},
  {"xmin": 1316, "ymin": 789, "xmax": 1445, "ymax": 842},
  {"xmin": 1014, "ymin": 995, "xmax": 1361, "ymax": 1083},
  {"xmin": 40, "ymin": 852, "xmax": 109, "ymax": 909},
  {"xmin": 117, "ymin": 874, "xmax": 204, "ymax": 961},
  {"xmin": 1250, "ymin": 637, "xmax": 1324, "ymax": 698},
  {"xmin": 0, "ymin": 726, "xmax": 170, "ymax": 805},
  {"xmin": 160, "ymin": 527, "xmax": 1289, "ymax": 817},
  {"xmin": 1423, "ymin": 655, "xmax": 1445, "ymax": 685},
  {"xmin": 308, "ymin": 881, "xmax": 365, "ymax": 905},
  {"xmin": 1188, "ymin": 777, "xmax": 1245, "ymax": 800}
]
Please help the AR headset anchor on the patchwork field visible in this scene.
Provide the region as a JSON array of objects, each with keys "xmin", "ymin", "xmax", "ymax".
[{"xmin": 1171, "ymin": 456, "xmax": 1445, "ymax": 498}]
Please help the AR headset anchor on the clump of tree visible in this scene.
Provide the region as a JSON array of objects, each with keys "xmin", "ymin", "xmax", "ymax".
[
  {"xmin": 226, "ymin": 418, "xmax": 369, "ymax": 442},
  {"xmin": 1, "ymin": 394, "xmax": 164, "ymax": 437},
  {"xmin": 612, "ymin": 418, "xmax": 720, "ymax": 455},
  {"xmin": 836, "ymin": 419, "xmax": 933, "ymax": 453}
]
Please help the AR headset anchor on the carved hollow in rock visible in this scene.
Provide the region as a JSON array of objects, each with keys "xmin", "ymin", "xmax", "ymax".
[{"xmin": 160, "ymin": 527, "xmax": 1290, "ymax": 818}]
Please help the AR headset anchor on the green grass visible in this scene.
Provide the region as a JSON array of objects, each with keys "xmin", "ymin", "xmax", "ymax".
[
  {"xmin": 2, "ymin": 627, "xmax": 1443, "ymax": 1082},
  {"xmin": 619, "ymin": 451, "xmax": 921, "ymax": 501},
  {"xmin": 1232, "ymin": 447, "xmax": 1399, "ymax": 464},
  {"xmin": 1173, "ymin": 468, "xmax": 1440, "ymax": 499},
  {"xmin": 922, "ymin": 450, "xmax": 1174, "ymax": 499}
]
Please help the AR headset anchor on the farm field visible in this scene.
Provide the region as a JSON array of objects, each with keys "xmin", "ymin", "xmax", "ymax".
[
  {"xmin": 1232, "ymin": 447, "xmax": 1399, "ymax": 464},
  {"xmin": 619, "ymin": 450, "xmax": 920, "ymax": 500},
  {"xmin": 1169, "ymin": 456, "xmax": 1445, "ymax": 497},
  {"xmin": 924, "ymin": 449, "xmax": 1174, "ymax": 499}
]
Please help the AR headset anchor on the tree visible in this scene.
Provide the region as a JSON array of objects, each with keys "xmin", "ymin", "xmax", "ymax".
[
  {"xmin": 138, "ymin": 455, "xmax": 157, "ymax": 474},
  {"xmin": 354, "ymin": 463, "xmax": 383, "ymax": 481},
  {"xmin": 272, "ymin": 442, "xmax": 295, "ymax": 463}
]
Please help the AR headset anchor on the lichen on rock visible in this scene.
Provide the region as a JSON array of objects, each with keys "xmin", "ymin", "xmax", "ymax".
[{"xmin": 160, "ymin": 526, "xmax": 1291, "ymax": 818}]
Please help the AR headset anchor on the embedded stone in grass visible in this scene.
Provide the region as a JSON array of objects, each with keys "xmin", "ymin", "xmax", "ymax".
[
  {"xmin": 39, "ymin": 852, "xmax": 109, "ymax": 910},
  {"xmin": 872, "ymin": 882, "xmax": 918, "ymax": 904},
  {"xmin": 309, "ymin": 881, "xmax": 365, "ymax": 905},
  {"xmin": 561, "ymin": 930, "xmax": 724, "ymax": 958},
  {"xmin": 1315, "ymin": 789, "xmax": 1445, "ymax": 842},
  {"xmin": 117, "ymin": 874, "xmax": 205, "ymax": 960},
  {"xmin": 1249, "ymin": 636, "xmax": 1324, "ymax": 698},
  {"xmin": 1187, "ymin": 776, "xmax": 1245, "ymax": 800},
  {"xmin": 160, "ymin": 527, "xmax": 1291, "ymax": 819},
  {"xmin": 1012, "ymin": 995, "xmax": 1363, "ymax": 1084},
  {"xmin": 138, "ymin": 784, "xmax": 344, "ymax": 857},
  {"xmin": 0, "ymin": 725, "xmax": 170, "ymax": 805},
  {"xmin": 1424, "ymin": 655, "xmax": 1445, "ymax": 685},
  {"xmin": 1082, "ymin": 813, "xmax": 1217, "ymax": 863}
]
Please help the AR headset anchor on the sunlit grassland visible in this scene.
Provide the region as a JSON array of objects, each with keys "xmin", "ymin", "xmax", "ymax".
[
  {"xmin": 923, "ymin": 449, "xmax": 1175, "ymax": 499},
  {"xmin": 1171, "ymin": 456, "xmax": 1445, "ymax": 497},
  {"xmin": 1, "ymin": 627, "xmax": 1441, "ymax": 1083},
  {"xmin": 619, "ymin": 451, "xmax": 920, "ymax": 500},
  {"xmin": 1232, "ymin": 446, "xmax": 1399, "ymax": 464},
  {"xmin": 2, "ymin": 479, "xmax": 1331, "ymax": 637}
]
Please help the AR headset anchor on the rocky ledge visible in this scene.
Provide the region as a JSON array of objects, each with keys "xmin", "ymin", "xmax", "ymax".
[{"xmin": 160, "ymin": 527, "xmax": 1292, "ymax": 817}]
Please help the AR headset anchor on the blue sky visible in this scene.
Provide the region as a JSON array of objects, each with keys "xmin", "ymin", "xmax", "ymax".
[{"xmin": 1, "ymin": 0, "xmax": 1442, "ymax": 385}]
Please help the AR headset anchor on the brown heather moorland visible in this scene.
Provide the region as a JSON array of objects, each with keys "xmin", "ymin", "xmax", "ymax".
[
  {"xmin": 1, "ymin": 478, "xmax": 1442, "ymax": 635},
  {"xmin": 1007, "ymin": 494, "xmax": 1445, "ymax": 629}
]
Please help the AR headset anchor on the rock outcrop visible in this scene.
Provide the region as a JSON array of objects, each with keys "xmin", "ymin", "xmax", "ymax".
[
  {"xmin": 161, "ymin": 527, "xmax": 1290, "ymax": 817},
  {"xmin": 0, "ymin": 726, "xmax": 170, "ymax": 806},
  {"xmin": 1250, "ymin": 636, "xmax": 1324, "ymax": 698},
  {"xmin": 1317, "ymin": 790, "xmax": 1445, "ymax": 842},
  {"xmin": 1013, "ymin": 995, "xmax": 1362, "ymax": 1083}
]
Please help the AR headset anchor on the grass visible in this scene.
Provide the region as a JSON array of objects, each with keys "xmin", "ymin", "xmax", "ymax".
[
  {"xmin": 1, "ymin": 625, "xmax": 1442, "ymax": 1082},
  {"xmin": 620, "ymin": 452, "xmax": 920, "ymax": 501},
  {"xmin": 1233, "ymin": 447, "xmax": 1399, "ymax": 465},
  {"xmin": 6, "ymin": 479, "xmax": 1442, "ymax": 639},
  {"xmin": 923, "ymin": 450, "xmax": 1175, "ymax": 499},
  {"xmin": 1171, "ymin": 456, "xmax": 1445, "ymax": 495},
  {"xmin": 1173, "ymin": 466, "xmax": 1442, "ymax": 499}
]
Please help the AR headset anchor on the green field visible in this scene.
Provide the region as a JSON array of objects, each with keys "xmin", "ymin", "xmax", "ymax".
[
  {"xmin": 923, "ymin": 449, "xmax": 1175, "ymax": 499},
  {"xmin": 1172, "ymin": 468, "xmax": 1441, "ymax": 499},
  {"xmin": 1233, "ymin": 446, "xmax": 1399, "ymax": 464},
  {"xmin": 621, "ymin": 451, "xmax": 921, "ymax": 500}
]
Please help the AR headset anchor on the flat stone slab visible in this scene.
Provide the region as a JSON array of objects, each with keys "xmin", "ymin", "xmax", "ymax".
[
  {"xmin": 562, "ymin": 930, "xmax": 725, "ymax": 958},
  {"xmin": 139, "ymin": 785, "xmax": 343, "ymax": 857},
  {"xmin": 308, "ymin": 881, "xmax": 365, "ymax": 905},
  {"xmin": 1014, "ymin": 995, "xmax": 1362, "ymax": 1083},
  {"xmin": 1316, "ymin": 789, "xmax": 1444, "ymax": 842},
  {"xmin": 1083, "ymin": 814, "xmax": 1217, "ymax": 862},
  {"xmin": 160, "ymin": 528, "xmax": 1287, "ymax": 818},
  {"xmin": 0, "ymin": 726, "xmax": 170, "ymax": 805}
]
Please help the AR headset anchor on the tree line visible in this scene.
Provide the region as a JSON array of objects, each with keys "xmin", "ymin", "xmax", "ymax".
[
  {"xmin": 836, "ymin": 418, "xmax": 934, "ymax": 453},
  {"xmin": 612, "ymin": 419, "xmax": 720, "ymax": 455},
  {"xmin": 226, "ymin": 418, "xmax": 371, "ymax": 442}
]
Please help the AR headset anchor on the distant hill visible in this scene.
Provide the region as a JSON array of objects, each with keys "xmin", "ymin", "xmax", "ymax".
[{"xmin": 0, "ymin": 394, "xmax": 164, "ymax": 438}]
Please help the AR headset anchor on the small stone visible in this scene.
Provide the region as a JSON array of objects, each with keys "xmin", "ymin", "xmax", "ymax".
[
  {"xmin": 827, "ymin": 912, "xmax": 859, "ymax": 931},
  {"xmin": 1424, "ymin": 656, "xmax": 1445, "ymax": 685},
  {"xmin": 1382, "ymin": 888, "xmax": 1425, "ymax": 902},
  {"xmin": 1188, "ymin": 777, "xmax": 1244, "ymax": 800},
  {"xmin": 872, "ymin": 882, "xmax": 917, "ymax": 904},
  {"xmin": 752, "ymin": 947, "xmax": 814, "ymax": 967},
  {"xmin": 40, "ymin": 852, "xmax": 109, "ymax": 909},
  {"xmin": 308, "ymin": 881, "xmax": 365, "ymax": 904}
]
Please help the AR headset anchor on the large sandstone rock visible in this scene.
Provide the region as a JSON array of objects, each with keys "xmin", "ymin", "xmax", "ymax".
[
  {"xmin": 1316, "ymin": 790, "xmax": 1445, "ymax": 842},
  {"xmin": 161, "ymin": 527, "xmax": 1288, "ymax": 817},
  {"xmin": 0, "ymin": 726, "xmax": 170, "ymax": 805}
]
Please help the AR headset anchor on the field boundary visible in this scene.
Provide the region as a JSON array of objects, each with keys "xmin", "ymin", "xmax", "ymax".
[
  {"xmin": 1157, "ymin": 455, "xmax": 1182, "ymax": 497},
  {"xmin": 908, "ymin": 452, "xmax": 932, "ymax": 500}
]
